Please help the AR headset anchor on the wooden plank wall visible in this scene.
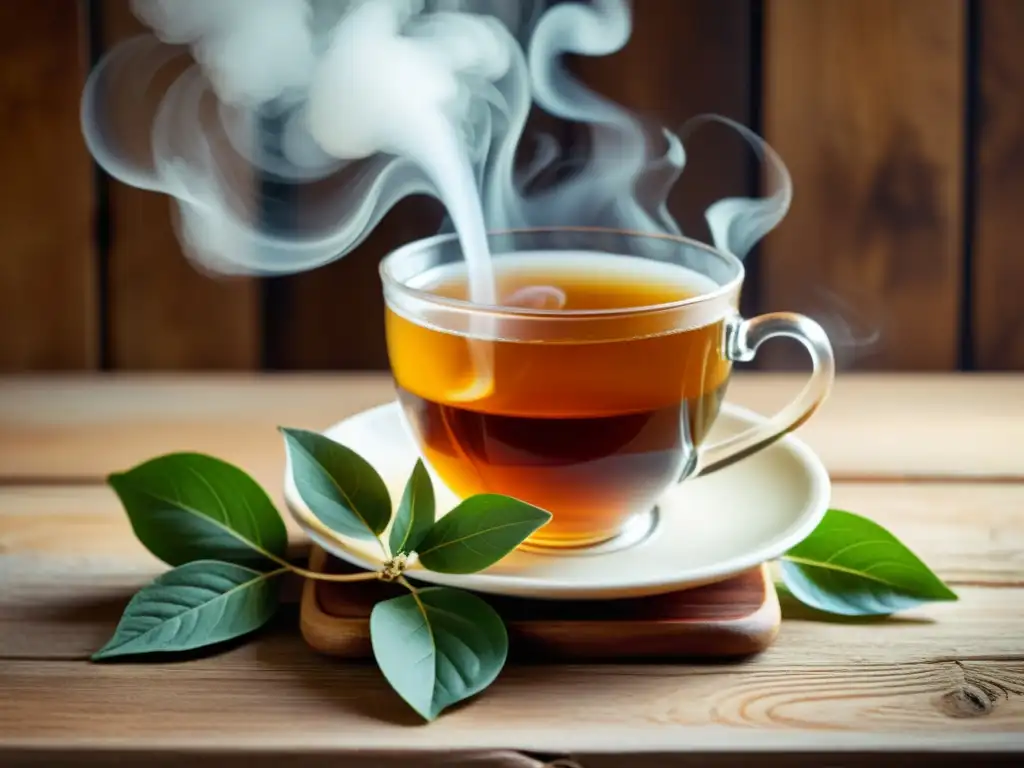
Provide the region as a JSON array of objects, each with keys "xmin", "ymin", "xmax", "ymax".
[
  {"xmin": 763, "ymin": 0, "xmax": 965, "ymax": 371},
  {"xmin": 0, "ymin": 1, "xmax": 98, "ymax": 370},
  {"xmin": 1, "ymin": 0, "xmax": 1021, "ymax": 372},
  {"xmin": 974, "ymin": 0, "xmax": 1024, "ymax": 369},
  {"xmin": 98, "ymin": 1, "xmax": 262, "ymax": 370}
]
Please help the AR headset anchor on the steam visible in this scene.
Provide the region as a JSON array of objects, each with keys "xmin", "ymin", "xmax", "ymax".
[{"xmin": 81, "ymin": 0, "xmax": 792, "ymax": 301}]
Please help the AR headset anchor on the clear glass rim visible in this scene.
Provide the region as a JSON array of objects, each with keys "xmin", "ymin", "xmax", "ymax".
[{"xmin": 378, "ymin": 226, "xmax": 745, "ymax": 319}]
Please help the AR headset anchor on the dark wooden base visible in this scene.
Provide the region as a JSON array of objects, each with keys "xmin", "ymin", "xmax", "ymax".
[{"xmin": 300, "ymin": 547, "xmax": 781, "ymax": 660}]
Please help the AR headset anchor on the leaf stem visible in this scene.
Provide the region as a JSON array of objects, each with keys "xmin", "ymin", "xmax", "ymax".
[
  {"xmin": 287, "ymin": 564, "xmax": 382, "ymax": 583},
  {"xmin": 397, "ymin": 575, "xmax": 432, "ymax": 633},
  {"xmin": 260, "ymin": 550, "xmax": 383, "ymax": 583}
]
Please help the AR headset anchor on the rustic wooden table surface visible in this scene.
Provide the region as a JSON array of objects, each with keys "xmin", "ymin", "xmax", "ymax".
[{"xmin": 1, "ymin": 372, "xmax": 1023, "ymax": 766}]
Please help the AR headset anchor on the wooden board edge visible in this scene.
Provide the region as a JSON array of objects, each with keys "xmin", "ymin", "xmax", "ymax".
[{"xmin": 300, "ymin": 547, "xmax": 781, "ymax": 660}]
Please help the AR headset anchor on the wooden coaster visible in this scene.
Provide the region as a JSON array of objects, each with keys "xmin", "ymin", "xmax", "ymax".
[{"xmin": 300, "ymin": 546, "xmax": 780, "ymax": 660}]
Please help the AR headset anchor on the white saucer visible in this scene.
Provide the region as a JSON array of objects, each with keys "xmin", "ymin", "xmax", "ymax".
[{"xmin": 283, "ymin": 400, "xmax": 830, "ymax": 600}]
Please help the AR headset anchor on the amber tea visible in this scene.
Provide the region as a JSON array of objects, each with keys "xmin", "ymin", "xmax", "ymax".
[{"xmin": 386, "ymin": 252, "xmax": 732, "ymax": 548}]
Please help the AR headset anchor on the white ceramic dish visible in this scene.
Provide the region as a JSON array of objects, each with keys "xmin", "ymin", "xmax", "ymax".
[{"xmin": 283, "ymin": 400, "xmax": 830, "ymax": 600}]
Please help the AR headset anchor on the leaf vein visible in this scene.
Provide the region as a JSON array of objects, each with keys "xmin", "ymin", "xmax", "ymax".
[
  {"xmin": 418, "ymin": 519, "xmax": 536, "ymax": 558},
  {"xmin": 104, "ymin": 567, "xmax": 278, "ymax": 654},
  {"xmin": 783, "ymin": 554, "xmax": 935, "ymax": 592},
  {"xmin": 187, "ymin": 466, "xmax": 230, "ymax": 528},
  {"xmin": 132, "ymin": 488, "xmax": 279, "ymax": 563},
  {"xmin": 293, "ymin": 440, "xmax": 377, "ymax": 537}
]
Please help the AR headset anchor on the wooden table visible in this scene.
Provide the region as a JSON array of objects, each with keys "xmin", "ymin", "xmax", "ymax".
[{"xmin": 2, "ymin": 372, "xmax": 1023, "ymax": 766}]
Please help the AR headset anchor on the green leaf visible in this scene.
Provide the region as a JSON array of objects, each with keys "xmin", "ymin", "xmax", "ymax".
[
  {"xmin": 780, "ymin": 508, "xmax": 958, "ymax": 616},
  {"xmin": 389, "ymin": 459, "xmax": 435, "ymax": 556},
  {"xmin": 415, "ymin": 494, "xmax": 552, "ymax": 574},
  {"xmin": 108, "ymin": 452, "xmax": 288, "ymax": 569},
  {"xmin": 370, "ymin": 587, "xmax": 508, "ymax": 721},
  {"xmin": 280, "ymin": 427, "xmax": 392, "ymax": 542},
  {"xmin": 92, "ymin": 561, "xmax": 281, "ymax": 660}
]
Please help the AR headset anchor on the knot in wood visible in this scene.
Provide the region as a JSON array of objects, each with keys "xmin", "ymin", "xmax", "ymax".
[{"xmin": 942, "ymin": 682, "xmax": 995, "ymax": 718}]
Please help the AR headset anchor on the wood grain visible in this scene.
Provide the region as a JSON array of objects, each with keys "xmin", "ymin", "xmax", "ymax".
[
  {"xmin": 303, "ymin": 550, "xmax": 779, "ymax": 660},
  {"xmin": 2, "ymin": 373, "xmax": 1021, "ymax": 485},
  {"xmin": 98, "ymin": 0, "xmax": 261, "ymax": 370},
  {"xmin": 974, "ymin": 0, "xmax": 1024, "ymax": 369},
  {"xmin": 0, "ymin": 1, "xmax": 98, "ymax": 371},
  {"xmin": 0, "ymin": 372, "xmax": 396, "ymax": 494},
  {"xmin": 2, "ymin": 753, "xmax": 1018, "ymax": 768},
  {"xmin": 2, "ymin": 654, "xmax": 1024, "ymax": 751},
  {"xmin": 5, "ymin": 479, "xmax": 1024, "ymax": 587},
  {"xmin": 762, "ymin": 0, "xmax": 965, "ymax": 371},
  {"xmin": 1, "ymin": 374, "xmax": 1023, "ymax": 760},
  {"xmin": 3, "ymin": 478, "xmax": 1022, "ymax": 661}
]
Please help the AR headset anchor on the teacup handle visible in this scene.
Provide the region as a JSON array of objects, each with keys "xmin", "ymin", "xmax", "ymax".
[{"xmin": 695, "ymin": 312, "xmax": 836, "ymax": 477}]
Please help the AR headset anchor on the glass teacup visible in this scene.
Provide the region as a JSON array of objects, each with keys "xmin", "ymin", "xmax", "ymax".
[{"xmin": 381, "ymin": 228, "xmax": 834, "ymax": 549}]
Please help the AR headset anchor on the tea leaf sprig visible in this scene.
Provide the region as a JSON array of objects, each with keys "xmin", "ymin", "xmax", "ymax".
[
  {"xmin": 95, "ymin": 427, "xmax": 549, "ymax": 721},
  {"xmin": 94, "ymin": 427, "xmax": 957, "ymax": 722}
]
